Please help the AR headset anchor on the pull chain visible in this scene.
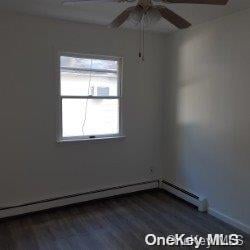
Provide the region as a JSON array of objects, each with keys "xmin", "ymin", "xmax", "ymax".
[{"xmin": 139, "ymin": 14, "xmax": 145, "ymax": 62}]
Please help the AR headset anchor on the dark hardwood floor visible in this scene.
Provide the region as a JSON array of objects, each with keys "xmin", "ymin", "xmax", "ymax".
[{"xmin": 0, "ymin": 190, "xmax": 249, "ymax": 249}]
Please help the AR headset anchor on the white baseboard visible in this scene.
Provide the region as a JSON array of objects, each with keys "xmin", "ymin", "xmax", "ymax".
[
  {"xmin": 208, "ymin": 208, "xmax": 250, "ymax": 234},
  {"xmin": 0, "ymin": 180, "xmax": 159, "ymax": 219}
]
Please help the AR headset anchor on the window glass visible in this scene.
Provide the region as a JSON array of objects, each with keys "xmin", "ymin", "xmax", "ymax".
[
  {"xmin": 62, "ymin": 98, "xmax": 119, "ymax": 137},
  {"xmin": 60, "ymin": 72, "xmax": 118, "ymax": 96},
  {"xmin": 60, "ymin": 56, "xmax": 118, "ymax": 72}
]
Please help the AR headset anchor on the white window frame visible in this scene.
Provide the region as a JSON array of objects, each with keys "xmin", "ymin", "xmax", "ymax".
[{"xmin": 57, "ymin": 52, "xmax": 124, "ymax": 142}]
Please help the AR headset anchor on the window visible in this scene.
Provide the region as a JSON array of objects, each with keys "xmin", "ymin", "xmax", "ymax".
[{"xmin": 58, "ymin": 54, "xmax": 123, "ymax": 141}]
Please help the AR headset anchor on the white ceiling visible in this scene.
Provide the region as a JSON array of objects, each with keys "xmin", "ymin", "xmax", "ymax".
[{"xmin": 1, "ymin": 0, "xmax": 250, "ymax": 33}]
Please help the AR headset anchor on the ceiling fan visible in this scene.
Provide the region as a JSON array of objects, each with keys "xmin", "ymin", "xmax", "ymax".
[
  {"xmin": 62, "ymin": 0, "xmax": 229, "ymax": 29},
  {"xmin": 62, "ymin": 0, "xmax": 229, "ymax": 60}
]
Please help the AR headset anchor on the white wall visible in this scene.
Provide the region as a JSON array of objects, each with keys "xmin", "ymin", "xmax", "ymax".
[
  {"xmin": 163, "ymin": 9, "xmax": 250, "ymax": 231},
  {"xmin": 0, "ymin": 12, "xmax": 165, "ymax": 207}
]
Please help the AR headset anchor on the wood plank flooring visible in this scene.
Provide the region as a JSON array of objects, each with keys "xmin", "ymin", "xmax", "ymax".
[{"xmin": 0, "ymin": 190, "xmax": 249, "ymax": 249}]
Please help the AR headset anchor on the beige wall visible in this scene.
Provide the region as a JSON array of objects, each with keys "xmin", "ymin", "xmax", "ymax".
[
  {"xmin": 0, "ymin": 12, "xmax": 164, "ymax": 206},
  {"xmin": 163, "ymin": 9, "xmax": 250, "ymax": 230}
]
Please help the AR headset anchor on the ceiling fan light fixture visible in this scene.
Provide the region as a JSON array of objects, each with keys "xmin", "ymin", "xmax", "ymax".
[
  {"xmin": 127, "ymin": 7, "xmax": 144, "ymax": 26},
  {"xmin": 143, "ymin": 8, "xmax": 161, "ymax": 27}
]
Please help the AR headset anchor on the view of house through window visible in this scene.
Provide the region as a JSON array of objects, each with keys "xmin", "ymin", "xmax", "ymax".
[{"xmin": 59, "ymin": 55, "xmax": 121, "ymax": 139}]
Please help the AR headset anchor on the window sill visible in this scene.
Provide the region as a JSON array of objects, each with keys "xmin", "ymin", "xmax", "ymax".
[{"xmin": 57, "ymin": 135, "xmax": 126, "ymax": 143}]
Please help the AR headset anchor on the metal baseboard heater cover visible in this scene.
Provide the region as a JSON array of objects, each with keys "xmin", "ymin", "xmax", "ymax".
[
  {"xmin": 161, "ymin": 180, "xmax": 207, "ymax": 212},
  {"xmin": 0, "ymin": 179, "xmax": 207, "ymax": 219},
  {"xmin": 0, "ymin": 180, "xmax": 159, "ymax": 219}
]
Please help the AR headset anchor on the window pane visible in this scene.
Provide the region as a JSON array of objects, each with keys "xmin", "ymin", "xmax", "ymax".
[
  {"xmin": 60, "ymin": 56, "xmax": 118, "ymax": 96},
  {"xmin": 60, "ymin": 71, "xmax": 118, "ymax": 96},
  {"xmin": 61, "ymin": 56, "xmax": 118, "ymax": 71},
  {"xmin": 62, "ymin": 98, "xmax": 119, "ymax": 137}
]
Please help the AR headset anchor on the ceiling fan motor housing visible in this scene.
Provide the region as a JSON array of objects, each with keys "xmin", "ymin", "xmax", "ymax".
[{"xmin": 138, "ymin": 0, "xmax": 153, "ymax": 12}]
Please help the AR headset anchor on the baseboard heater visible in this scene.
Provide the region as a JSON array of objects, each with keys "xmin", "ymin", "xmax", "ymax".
[
  {"xmin": 0, "ymin": 179, "xmax": 159, "ymax": 219},
  {"xmin": 161, "ymin": 180, "xmax": 207, "ymax": 212},
  {"xmin": 0, "ymin": 179, "xmax": 207, "ymax": 219}
]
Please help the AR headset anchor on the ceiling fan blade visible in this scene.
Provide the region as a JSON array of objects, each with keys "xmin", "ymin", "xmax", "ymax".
[
  {"xmin": 62, "ymin": 0, "xmax": 126, "ymax": 6},
  {"xmin": 109, "ymin": 6, "xmax": 137, "ymax": 28},
  {"xmin": 163, "ymin": 0, "xmax": 229, "ymax": 5},
  {"xmin": 156, "ymin": 6, "xmax": 191, "ymax": 29}
]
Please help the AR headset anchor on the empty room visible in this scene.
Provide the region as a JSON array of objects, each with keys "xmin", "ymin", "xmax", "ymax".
[{"xmin": 0, "ymin": 0, "xmax": 249, "ymax": 249}]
